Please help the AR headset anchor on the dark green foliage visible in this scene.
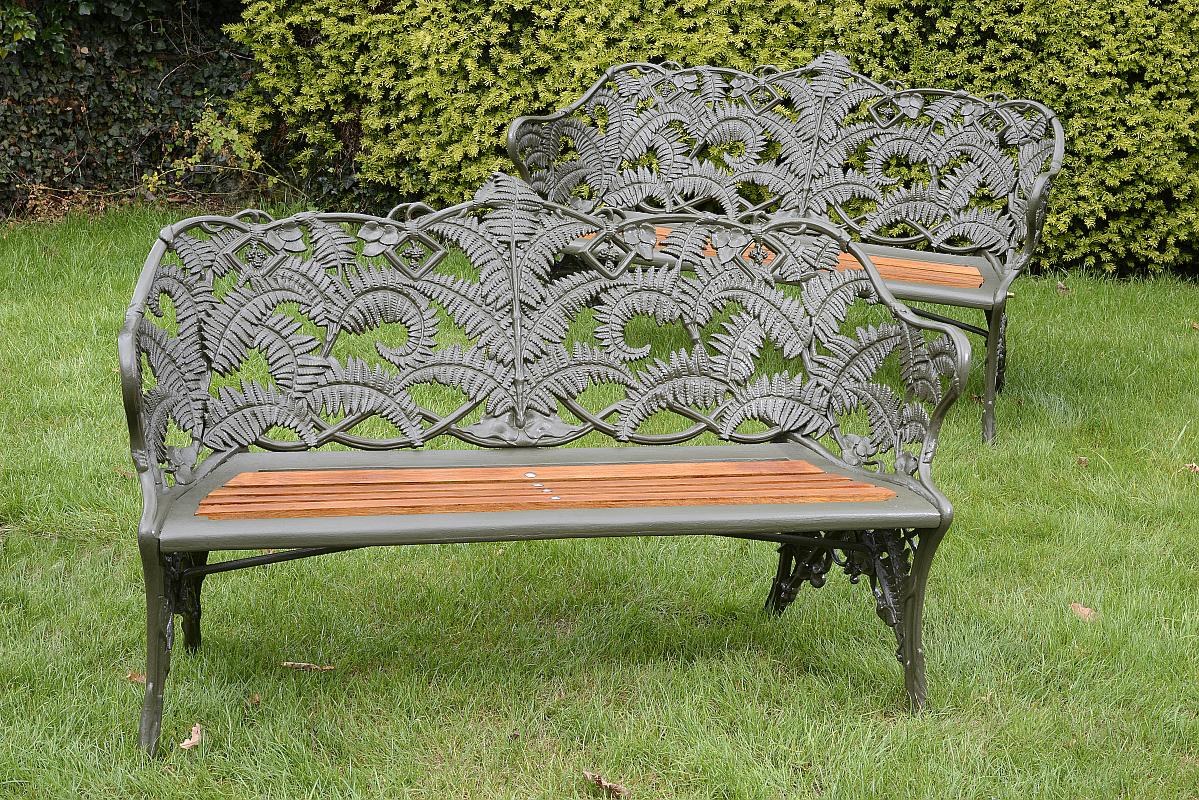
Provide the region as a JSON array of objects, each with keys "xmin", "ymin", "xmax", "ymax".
[
  {"xmin": 225, "ymin": 0, "xmax": 1199, "ymax": 274},
  {"xmin": 0, "ymin": 0, "xmax": 245, "ymax": 215}
]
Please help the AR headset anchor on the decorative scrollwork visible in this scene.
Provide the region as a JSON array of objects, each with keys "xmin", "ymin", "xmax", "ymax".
[
  {"xmin": 765, "ymin": 529, "xmax": 917, "ymax": 651},
  {"xmin": 508, "ymin": 52, "xmax": 1063, "ymax": 270},
  {"xmin": 837, "ymin": 529, "xmax": 915, "ymax": 658},
  {"xmin": 128, "ymin": 173, "xmax": 963, "ymax": 488},
  {"xmin": 765, "ymin": 543, "xmax": 834, "ymax": 614}
]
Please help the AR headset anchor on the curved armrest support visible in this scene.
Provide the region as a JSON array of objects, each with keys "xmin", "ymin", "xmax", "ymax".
[
  {"xmin": 840, "ymin": 237, "xmax": 972, "ymax": 500},
  {"xmin": 120, "ymin": 239, "xmax": 170, "ymax": 488}
]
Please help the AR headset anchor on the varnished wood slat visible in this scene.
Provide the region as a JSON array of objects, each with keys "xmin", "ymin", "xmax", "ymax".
[
  {"xmin": 578, "ymin": 226, "xmax": 985, "ymax": 289},
  {"xmin": 198, "ymin": 488, "xmax": 896, "ymax": 520},
  {"xmin": 837, "ymin": 254, "xmax": 984, "ymax": 289},
  {"xmin": 199, "ymin": 483, "xmax": 887, "ymax": 514},
  {"xmin": 205, "ymin": 472, "xmax": 856, "ymax": 500},
  {"xmin": 202, "ymin": 480, "xmax": 872, "ymax": 508},
  {"xmin": 196, "ymin": 459, "xmax": 897, "ymax": 520},
  {"xmin": 223, "ymin": 459, "xmax": 822, "ymax": 488},
  {"xmin": 879, "ymin": 262, "xmax": 980, "ymax": 279}
]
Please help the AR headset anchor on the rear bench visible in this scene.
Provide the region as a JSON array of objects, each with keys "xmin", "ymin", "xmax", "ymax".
[{"xmin": 507, "ymin": 52, "xmax": 1063, "ymax": 440}]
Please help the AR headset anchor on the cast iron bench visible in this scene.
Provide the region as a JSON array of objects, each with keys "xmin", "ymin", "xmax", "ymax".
[
  {"xmin": 120, "ymin": 173, "xmax": 969, "ymax": 753},
  {"xmin": 507, "ymin": 52, "xmax": 1063, "ymax": 441}
]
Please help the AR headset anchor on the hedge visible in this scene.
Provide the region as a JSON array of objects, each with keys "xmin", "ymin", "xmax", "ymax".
[
  {"xmin": 224, "ymin": 0, "xmax": 1199, "ymax": 275},
  {"xmin": 0, "ymin": 0, "xmax": 246, "ymax": 215}
]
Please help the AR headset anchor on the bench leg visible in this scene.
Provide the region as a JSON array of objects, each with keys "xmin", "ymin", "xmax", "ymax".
[
  {"xmin": 179, "ymin": 552, "xmax": 208, "ymax": 653},
  {"xmin": 764, "ymin": 543, "xmax": 832, "ymax": 615},
  {"xmin": 900, "ymin": 526, "xmax": 946, "ymax": 711},
  {"xmin": 982, "ymin": 307, "xmax": 1005, "ymax": 444},
  {"xmin": 137, "ymin": 541, "xmax": 175, "ymax": 755},
  {"xmin": 766, "ymin": 530, "xmax": 943, "ymax": 710},
  {"xmin": 842, "ymin": 529, "xmax": 938, "ymax": 710},
  {"xmin": 994, "ymin": 310, "xmax": 1008, "ymax": 394}
]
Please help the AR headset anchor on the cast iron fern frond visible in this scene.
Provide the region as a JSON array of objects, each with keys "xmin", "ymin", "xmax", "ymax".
[
  {"xmin": 526, "ymin": 343, "xmax": 637, "ymax": 413},
  {"xmin": 719, "ymin": 373, "xmax": 830, "ymax": 440},
  {"xmin": 616, "ymin": 348, "xmax": 723, "ymax": 439},
  {"xmin": 709, "ymin": 313, "xmax": 766, "ymax": 385},
  {"xmin": 203, "ymin": 381, "xmax": 317, "ymax": 451},
  {"xmin": 801, "ymin": 269, "xmax": 879, "ymax": 342},
  {"xmin": 138, "ymin": 320, "xmax": 208, "ymax": 436},
  {"xmin": 306, "ymin": 217, "xmax": 359, "ymax": 278},
  {"xmin": 203, "ymin": 284, "xmax": 314, "ymax": 374},
  {"xmin": 685, "ymin": 271, "xmax": 811, "ymax": 359},
  {"xmin": 305, "ymin": 357, "xmax": 424, "ymax": 444},
  {"xmin": 596, "ymin": 266, "xmax": 686, "ymax": 360},
  {"xmin": 398, "ymin": 344, "xmax": 510, "ymax": 416}
]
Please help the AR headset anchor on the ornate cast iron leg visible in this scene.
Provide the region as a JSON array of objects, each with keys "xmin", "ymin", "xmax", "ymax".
[
  {"xmin": 138, "ymin": 541, "xmax": 175, "ymax": 754},
  {"xmin": 178, "ymin": 552, "xmax": 208, "ymax": 653},
  {"xmin": 841, "ymin": 528, "xmax": 938, "ymax": 709},
  {"xmin": 773, "ymin": 530, "xmax": 941, "ymax": 710},
  {"xmin": 982, "ymin": 307, "xmax": 1004, "ymax": 443},
  {"xmin": 994, "ymin": 310, "xmax": 1008, "ymax": 394},
  {"xmin": 900, "ymin": 524, "xmax": 946, "ymax": 711},
  {"xmin": 764, "ymin": 542, "xmax": 833, "ymax": 615},
  {"xmin": 842, "ymin": 530, "xmax": 909, "ymax": 651}
]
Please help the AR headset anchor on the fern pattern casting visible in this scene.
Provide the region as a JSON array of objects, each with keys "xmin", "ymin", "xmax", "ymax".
[
  {"xmin": 128, "ymin": 173, "xmax": 964, "ymax": 488},
  {"xmin": 508, "ymin": 53, "xmax": 1061, "ymax": 270}
]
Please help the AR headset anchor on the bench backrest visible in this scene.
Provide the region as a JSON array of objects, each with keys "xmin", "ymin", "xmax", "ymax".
[
  {"xmin": 507, "ymin": 53, "xmax": 1064, "ymax": 272},
  {"xmin": 122, "ymin": 174, "xmax": 966, "ymax": 488}
]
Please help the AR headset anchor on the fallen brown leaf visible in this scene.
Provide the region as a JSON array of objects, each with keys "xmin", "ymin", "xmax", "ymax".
[
  {"xmin": 247, "ymin": 692, "xmax": 261, "ymax": 707},
  {"xmin": 1185, "ymin": 463, "xmax": 1199, "ymax": 473},
  {"xmin": 1190, "ymin": 321, "xmax": 1199, "ymax": 331},
  {"xmin": 126, "ymin": 670, "xmax": 146, "ymax": 684},
  {"xmin": 508, "ymin": 731, "xmax": 521, "ymax": 741},
  {"xmin": 970, "ymin": 393, "xmax": 983, "ymax": 405},
  {"xmin": 178, "ymin": 723, "xmax": 203, "ymax": 750},
  {"xmin": 583, "ymin": 770, "xmax": 630, "ymax": 799},
  {"xmin": 281, "ymin": 661, "xmax": 335, "ymax": 671},
  {"xmin": 1056, "ymin": 280, "xmax": 1070, "ymax": 295},
  {"xmin": 1070, "ymin": 602, "xmax": 1097, "ymax": 622},
  {"xmin": 113, "ymin": 466, "xmax": 136, "ymax": 480},
  {"xmin": 1076, "ymin": 457, "xmax": 1089, "ymax": 468}
]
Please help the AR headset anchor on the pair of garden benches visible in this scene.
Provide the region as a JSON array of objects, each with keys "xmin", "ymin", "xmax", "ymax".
[{"xmin": 121, "ymin": 54, "xmax": 1062, "ymax": 752}]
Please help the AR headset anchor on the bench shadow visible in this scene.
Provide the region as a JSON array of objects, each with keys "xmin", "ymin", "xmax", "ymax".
[{"xmin": 187, "ymin": 539, "xmax": 903, "ymax": 697}]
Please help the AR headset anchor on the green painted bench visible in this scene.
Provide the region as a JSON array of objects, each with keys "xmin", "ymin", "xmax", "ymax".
[{"xmin": 120, "ymin": 173, "xmax": 969, "ymax": 753}]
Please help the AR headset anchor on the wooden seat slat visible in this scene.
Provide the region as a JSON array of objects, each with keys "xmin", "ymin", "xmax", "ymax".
[
  {"xmin": 577, "ymin": 226, "xmax": 985, "ymax": 289},
  {"xmin": 202, "ymin": 479, "xmax": 870, "ymax": 507},
  {"xmin": 198, "ymin": 489, "xmax": 895, "ymax": 520},
  {"xmin": 197, "ymin": 459, "xmax": 896, "ymax": 520},
  {"xmin": 205, "ymin": 472, "xmax": 856, "ymax": 500},
  {"xmin": 222, "ymin": 459, "xmax": 823, "ymax": 488}
]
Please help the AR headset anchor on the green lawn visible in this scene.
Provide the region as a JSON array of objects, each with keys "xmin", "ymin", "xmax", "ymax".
[{"xmin": 1, "ymin": 206, "xmax": 1198, "ymax": 798}]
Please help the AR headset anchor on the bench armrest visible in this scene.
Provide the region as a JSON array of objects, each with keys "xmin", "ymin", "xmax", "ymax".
[
  {"xmin": 119, "ymin": 238, "xmax": 170, "ymax": 493},
  {"xmin": 848, "ymin": 244, "xmax": 973, "ymax": 492},
  {"xmin": 790, "ymin": 227, "xmax": 972, "ymax": 492}
]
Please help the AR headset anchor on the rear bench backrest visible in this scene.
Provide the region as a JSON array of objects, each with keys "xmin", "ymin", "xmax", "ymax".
[
  {"xmin": 129, "ymin": 174, "xmax": 963, "ymax": 486},
  {"xmin": 507, "ymin": 53, "xmax": 1064, "ymax": 271}
]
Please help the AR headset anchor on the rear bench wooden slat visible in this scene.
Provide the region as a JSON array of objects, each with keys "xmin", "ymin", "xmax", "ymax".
[
  {"xmin": 196, "ymin": 459, "xmax": 897, "ymax": 520},
  {"xmin": 579, "ymin": 226, "xmax": 985, "ymax": 289}
]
